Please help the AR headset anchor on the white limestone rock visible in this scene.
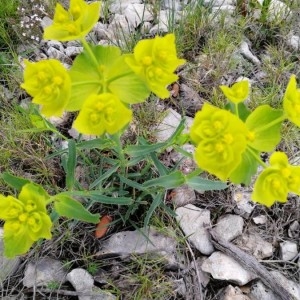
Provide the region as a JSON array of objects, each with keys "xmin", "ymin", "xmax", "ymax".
[
  {"xmin": 201, "ymin": 252, "xmax": 257, "ymax": 285},
  {"xmin": 279, "ymin": 241, "xmax": 298, "ymax": 261},
  {"xmin": 123, "ymin": 4, "xmax": 153, "ymax": 28},
  {"xmin": 213, "ymin": 214, "xmax": 244, "ymax": 242},
  {"xmin": 65, "ymin": 46, "xmax": 83, "ymax": 57},
  {"xmin": 109, "ymin": 0, "xmax": 141, "ymax": 14},
  {"xmin": 176, "ymin": 204, "xmax": 214, "ymax": 255},
  {"xmin": 96, "ymin": 227, "xmax": 179, "ymax": 267},
  {"xmin": 171, "ymin": 185, "xmax": 196, "ymax": 207},
  {"xmin": 67, "ymin": 268, "xmax": 116, "ymax": 300},
  {"xmin": 286, "ymin": 35, "xmax": 300, "ymax": 51},
  {"xmin": 233, "ymin": 190, "xmax": 255, "ymax": 218},
  {"xmin": 23, "ymin": 257, "xmax": 67, "ymax": 288},
  {"xmin": 252, "ymin": 215, "xmax": 267, "ymax": 225},
  {"xmin": 221, "ymin": 285, "xmax": 251, "ymax": 300},
  {"xmin": 240, "ymin": 41, "xmax": 261, "ymax": 66},
  {"xmin": 235, "ymin": 233, "xmax": 274, "ymax": 259}
]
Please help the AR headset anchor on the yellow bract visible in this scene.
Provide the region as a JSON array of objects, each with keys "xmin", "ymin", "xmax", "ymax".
[
  {"xmin": 220, "ymin": 80, "xmax": 250, "ymax": 104},
  {"xmin": 21, "ymin": 59, "xmax": 71, "ymax": 117},
  {"xmin": 190, "ymin": 103, "xmax": 248, "ymax": 181},
  {"xmin": 43, "ymin": 0, "xmax": 101, "ymax": 41},
  {"xmin": 252, "ymin": 152, "xmax": 300, "ymax": 207},
  {"xmin": 125, "ymin": 34, "xmax": 185, "ymax": 99},
  {"xmin": 0, "ymin": 184, "xmax": 52, "ymax": 258},
  {"xmin": 283, "ymin": 75, "xmax": 300, "ymax": 127},
  {"xmin": 73, "ymin": 93, "xmax": 132, "ymax": 135}
]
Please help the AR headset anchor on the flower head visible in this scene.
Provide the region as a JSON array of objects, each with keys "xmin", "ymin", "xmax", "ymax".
[
  {"xmin": 43, "ymin": 0, "xmax": 101, "ymax": 41},
  {"xmin": 190, "ymin": 103, "xmax": 248, "ymax": 181},
  {"xmin": 252, "ymin": 151, "xmax": 300, "ymax": 207},
  {"xmin": 73, "ymin": 93, "xmax": 132, "ymax": 135},
  {"xmin": 21, "ymin": 59, "xmax": 71, "ymax": 117},
  {"xmin": 0, "ymin": 183, "xmax": 52, "ymax": 258},
  {"xmin": 283, "ymin": 75, "xmax": 300, "ymax": 127},
  {"xmin": 220, "ymin": 80, "xmax": 250, "ymax": 104},
  {"xmin": 125, "ymin": 34, "xmax": 185, "ymax": 99}
]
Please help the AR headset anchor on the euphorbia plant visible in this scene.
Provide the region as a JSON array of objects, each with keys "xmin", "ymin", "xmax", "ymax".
[{"xmin": 1, "ymin": 0, "xmax": 299, "ymax": 258}]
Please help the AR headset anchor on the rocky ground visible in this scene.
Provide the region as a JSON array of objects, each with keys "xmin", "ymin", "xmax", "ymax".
[{"xmin": 1, "ymin": 0, "xmax": 300, "ymax": 299}]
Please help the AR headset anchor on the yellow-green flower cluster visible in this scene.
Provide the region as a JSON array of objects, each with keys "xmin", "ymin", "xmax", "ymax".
[
  {"xmin": 125, "ymin": 34, "xmax": 186, "ymax": 99},
  {"xmin": 44, "ymin": 0, "xmax": 101, "ymax": 41},
  {"xmin": 190, "ymin": 103, "xmax": 248, "ymax": 181},
  {"xmin": 21, "ymin": 59, "xmax": 71, "ymax": 117},
  {"xmin": 0, "ymin": 184, "xmax": 52, "ymax": 257},
  {"xmin": 73, "ymin": 93, "xmax": 132, "ymax": 135},
  {"xmin": 283, "ymin": 75, "xmax": 300, "ymax": 127},
  {"xmin": 252, "ymin": 152, "xmax": 300, "ymax": 207}
]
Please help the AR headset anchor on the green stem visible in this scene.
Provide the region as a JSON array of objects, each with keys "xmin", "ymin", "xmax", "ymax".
[
  {"xmin": 254, "ymin": 114, "xmax": 286, "ymax": 133},
  {"xmin": 235, "ymin": 103, "xmax": 240, "ymax": 119},
  {"xmin": 80, "ymin": 38, "xmax": 101, "ymax": 76},
  {"xmin": 247, "ymin": 146, "xmax": 267, "ymax": 168},
  {"xmin": 110, "ymin": 132, "xmax": 126, "ymax": 173}
]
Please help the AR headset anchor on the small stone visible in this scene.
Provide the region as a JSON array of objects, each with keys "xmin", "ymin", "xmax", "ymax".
[
  {"xmin": 68, "ymin": 127, "xmax": 96, "ymax": 141},
  {"xmin": 109, "ymin": 0, "xmax": 141, "ymax": 14},
  {"xmin": 171, "ymin": 185, "xmax": 196, "ymax": 207},
  {"xmin": 107, "ymin": 14, "xmax": 134, "ymax": 38},
  {"xmin": 154, "ymin": 108, "xmax": 184, "ymax": 144},
  {"xmin": 221, "ymin": 285, "xmax": 251, "ymax": 300},
  {"xmin": 253, "ymin": 215, "xmax": 267, "ymax": 225},
  {"xmin": 201, "ymin": 252, "xmax": 257, "ymax": 285},
  {"xmin": 96, "ymin": 227, "xmax": 178, "ymax": 267},
  {"xmin": 176, "ymin": 204, "xmax": 214, "ymax": 255},
  {"xmin": 65, "ymin": 46, "xmax": 83, "ymax": 58},
  {"xmin": 235, "ymin": 233, "xmax": 273, "ymax": 259},
  {"xmin": 23, "ymin": 257, "xmax": 67, "ymax": 288},
  {"xmin": 250, "ymin": 281, "xmax": 279, "ymax": 300},
  {"xmin": 213, "ymin": 214, "xmax": 244, "ymax": 242},
  {"xmin": 178, "ymin": 83, "xmax": 203, "ymax": 114},
  {"xmin": 46, "ymin": 47, "xmax": 70, "ymax": 64},
  {"xmin": 123, "ymin": 4, "xmax": 153, "ymax": 28},
  {"xmin": 0, "ymin": 228, "xmax": 21, "ymax": 288},
  {"xmin": 40, "ymin": 16, "xmax": 52, "ymax": 29},
  {"xmin": 233, "ymin": 190, "xmax": 255, "ymax": 218},
  {"xmin": 240, "ymin": 41, "xmax": 261, "ymax": 66},
  {"xmin": 255, "ymin": 0, "xmax": 291, "ymax": 23},
  {"xmin": 286, "ymin": 35, "xmax": 300, "ymax": 51},
  {"xmin": 288, "ymin": 220, "xmax": 299, "ymax": 238},
  {"xmin": 93, "ymin": 22, "xmax": 109, "ymax": 41},
  {"xmin": 67, "ymin": 268, "xmax": 116, "ymax": 300},
  {"xmin": 279, "ymin": 241, "xmax": 298, "ymax": 261},
  {"xmin": 46, "ymin": 40, "xmax": 64, "ymax": 52}
]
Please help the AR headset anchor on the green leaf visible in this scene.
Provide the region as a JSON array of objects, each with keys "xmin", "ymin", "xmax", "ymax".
[
  {"xmin": 144, "ymin": 193, "xmax": 163, "ymax": 227},
  {"xmin": 118, "ymin": 175, "xmax": 147, "ymax": 191},
  {"xmin": 186, "ymin": 177, "xmax": 227, "ymax": 192},
  {"xmin": 90, "ymin": 194, "xmax": 133, "ymax": 205},
  {"xmin": 125, "ymin": 142, "xmax": 168, "ymax": 157},
  {"xmin": 246, "ymin": 105, "xmax": 283, "ymax": 152},
  {"xmin": 66, "ymin": 140, "xmax": 76, "ymax": 190},
  {"xmin": 1, "ymin": 172, "xmax": 31, "ymax": 191},
  {"xmin": 229, "ymin": 148, "xmax": 259, "ymax": 185},
  {"xmin": 225, "ymin": 102, "xmax": 251, "ymax": 122},
  {"xmin": 143, "ymin": 171, "xmax": 185, "ymax": 189},
  {"xmin": 54, "ymin": 195, "xmax": 100, "ymax": 223},
  {"xmin": 149, "ymin": 152, "xmax": 168, "ymax": 176},
  {"xmin": 89, "ymin": 164, "xmax": 120, "ymax": 189}
]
